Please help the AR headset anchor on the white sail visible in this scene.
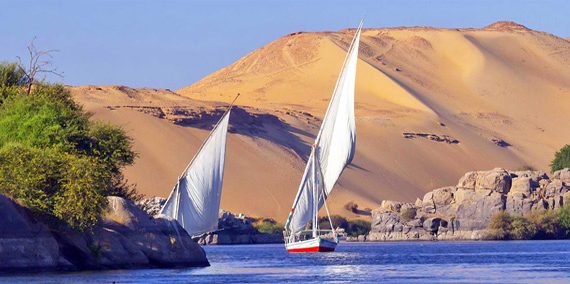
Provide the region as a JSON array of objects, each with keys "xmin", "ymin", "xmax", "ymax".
[
  {"xmin": 160, "ymin": 108, "xmax": 231, "ymax": 236},
  {"xmin": 285, "ymin": 24, "xmax": 361, "ymax": 235}
]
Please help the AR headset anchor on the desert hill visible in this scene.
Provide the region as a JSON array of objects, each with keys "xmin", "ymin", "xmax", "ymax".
[{"xmin": 71, "ymin": 21, "xmax": 570, "ymax": 221}]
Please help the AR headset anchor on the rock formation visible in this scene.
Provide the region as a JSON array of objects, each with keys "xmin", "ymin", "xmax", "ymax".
[
  {"xmin": 194, "ymin": 211, "xmax": 283, "ymax": 245},
  {"xmin": 0, "ymin": 195, "xmax": 208, "ymax": 273},
  {"xmin": 366, "ymin": 168, "xmax": 570, "ymax": 241},
  {"xmin": 137, "ymin": 197, "xmax": 283, "ymax": 245}
]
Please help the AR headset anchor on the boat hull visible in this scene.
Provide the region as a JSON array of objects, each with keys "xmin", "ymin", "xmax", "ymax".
[{"xmin": 285, "ymin": 237, "xmax": 337, "ymax": 253}]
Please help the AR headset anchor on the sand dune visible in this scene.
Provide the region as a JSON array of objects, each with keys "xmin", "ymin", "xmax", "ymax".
[{"xmin": 71, "ymin": 21, "xmax": 570, "ymax": 220}]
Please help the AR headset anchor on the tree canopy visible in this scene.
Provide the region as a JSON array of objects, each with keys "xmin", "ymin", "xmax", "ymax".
[
  {"xmin": 0, "ymin": 62, "xmax": 138, "ymax": 231},
  {"xmin": 551, "ymin": 144, "xmax": 570, "ymax": 173}
]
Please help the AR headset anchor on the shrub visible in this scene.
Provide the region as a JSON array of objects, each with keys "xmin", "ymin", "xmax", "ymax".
[
  {"xmin": 486, "ymin": 209, "xmax": 568, "ymax": 240},
  {"xmin": 510, "ymin": 215, "xmax": 537, "ymax": 240},
  {"xmin": 0, "ymin": 144, "xmax": 62, "ymax": 212},
  {"xmin": 485, "ymin": 211, "xmax": 513, "ymax": 240},
  {"xmin": 318, "ymin": 215, "xmax": 348, "ymax": 230},
  {"xmin": 346, "ymin": 219, "xmax": 371, "ymax": 237},
  {"xmin": 557, "ymin": 205, "xmax": 570, "ymax": 238},
  {"xmin": 253, "ymin": 219, "xmax": 283, "ymax": 235},
  {"xmin": 0, "ymin": 144, "xmax": 110, "ymax": 231},
  {"xmin": 318, "ymin": 215, "xmax": 370, "ymax": 237},
  {"xmin": 551, "ymin": 144, "xmax": 570, "ymax": 172},
  {"xmin": 53, "ymin": 156, "xmax": 109, "ymax": 231},
  {"xmin": 528, "ymin": 210, "xmax": 562, "ymax": 239}
]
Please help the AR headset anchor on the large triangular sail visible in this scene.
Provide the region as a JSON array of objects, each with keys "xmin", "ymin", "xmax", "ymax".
[
  {"xmin": 285, "ymin": 23, "xmax": 361, "ymax": 235},
  {"xmin": 160, "ymin": 99, "xmax": 235, "ymax": 236}
]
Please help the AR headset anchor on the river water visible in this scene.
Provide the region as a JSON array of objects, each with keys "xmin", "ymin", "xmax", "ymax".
[{"xmin": 4, "ymin": 240, "xmax": 570, "ymax": 283}]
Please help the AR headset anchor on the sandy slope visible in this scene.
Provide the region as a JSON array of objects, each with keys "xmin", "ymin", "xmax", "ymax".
[{"xmin": 72, "ymin": 22, "xmax": 570, "ymax": 221}]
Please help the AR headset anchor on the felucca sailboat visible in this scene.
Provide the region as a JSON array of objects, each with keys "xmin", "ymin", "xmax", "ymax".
[
  {"xmin": 160, "ymin": 95, "xmax": 238, "ymax": 237},
  {"xmin": 283, "ymin": 22, "xmax": 362, "ymax": 253}
]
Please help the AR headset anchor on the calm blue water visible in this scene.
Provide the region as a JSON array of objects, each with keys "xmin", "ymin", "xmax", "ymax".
[{"xmin": 3, "ymin": 241, "xmax": 570, "ymax": 283}]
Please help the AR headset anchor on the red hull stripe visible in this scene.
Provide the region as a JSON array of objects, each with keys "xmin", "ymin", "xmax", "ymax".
[{"xmin": 287, "ymin": 246, "xmax": 335, "ymax": 253}]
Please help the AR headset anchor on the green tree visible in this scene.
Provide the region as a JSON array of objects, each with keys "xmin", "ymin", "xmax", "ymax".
[
  {"xmin": 0, "ymin": 63, "xmax": 29, "ymax": 103},
  {"xmin": 551, "ymin": 144, "xmax": 570, "ymax": 172},
  {"xmin": 0, "ymin": 62, "xmax": 138, "ymax": 231},
  {"xmin": 0, "ymin": 91, "xmax": 88, "ymax": 150}
]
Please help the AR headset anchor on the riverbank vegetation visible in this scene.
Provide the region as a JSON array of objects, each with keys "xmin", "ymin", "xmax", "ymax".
[
  {"xmin": 252, "ymin": 218, "xmax": 284, "ymax": 235},
  {"xmin": 318, "ymin": 215, "xmax": 371, "ymax": 237},
  {"xmin": 0, "ymin": 62, "xmax": 138, "ymax": 231},
  {"xmin": 485, "ymin": 205, "xmax": 570, "ymax": 240}
]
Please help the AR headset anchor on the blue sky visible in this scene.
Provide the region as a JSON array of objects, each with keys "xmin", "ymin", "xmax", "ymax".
[{"xmin": 1, "ymin": 0, "xmax": 568, "ymax": 89}]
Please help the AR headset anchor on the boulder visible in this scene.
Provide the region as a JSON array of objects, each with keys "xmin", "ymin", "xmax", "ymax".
[
  {"xmin": 539, "ymin": 179, "xmax": 550, "ymax": 188},
  {"xmin": 455, "ymin": 188, "xmax": 475, "ymax": 204},
  {"xmin": 475, "ymin": 168, "xmax": 511, "ymax": 194},
  {"xmin": 99, "ymin": 197, "xmax": 208, "ymax": 267},
  {"xmin": 546, "ymin": 180, "xmax": 564, "ymax": 198},
  {"xmin": 457, "ymin": 171, "xmax": 478, "ymax": 190},
  {"xmin": 400, "ymin": 202, "xmax": 416, "ymax": 212},
  {"xmin": 421, "ymin": 192, "xmax": 436, "ymax": 213},
  {"xmin": 510, "ymin": 170, "xmax": 549, "ymax": 182},
  {"xmin": 0, "ymin": 195, "xmax": 71, "ymax": 272},
  {"xmin": 423, "ymin": 218, "xmax": 442, "ymax": 234},
  {"xmin": 455, "ymin": 191, "xmax": 504, "ymax": 231},
  {"xmin": 414, "ymin": 198, "xmax": 423, "ymax": 207},
  {"xmin": 136, "ymin": 197, "xmax": 166, "ymax": 217},
  {"xmin": 510, "ymin": 177, "xmax": 533, "ymax": 196},
  {"xmin": 431, "ymin": 186, "xmax": 456, "ymax": 215},
  {"xmin": 432, "ymin": 186, "xmax": 455, "ymax": 206},
  {"xmin": 0, "ymin": 195, "xmax": 209, "ymax": 272},
  {"xmin": 553, "ymin": 168, "xmax": 570, "ymax": 184},
  {"xmin": 370, "ymin": 211, "xmax": 401, "ymax": 233},
  {"xmin": 379, "ymin": 200, "xmax": 402, "ymax": 212},
  {"xmin": 506, "ymin": 192, "xmax": 534, "ymax": 215}
]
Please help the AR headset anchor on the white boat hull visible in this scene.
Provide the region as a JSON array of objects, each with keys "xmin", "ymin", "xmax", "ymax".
[{"xmin": 285, "ymin": 237, "xmax": 337, "ymax": 253}]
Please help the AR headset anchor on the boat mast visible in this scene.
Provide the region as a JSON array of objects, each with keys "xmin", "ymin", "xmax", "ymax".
[{"xmin": 312, "ymin": 146, "xmax": 318, "ymax": 238}]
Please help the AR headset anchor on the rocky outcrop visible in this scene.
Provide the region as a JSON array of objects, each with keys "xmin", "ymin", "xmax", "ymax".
[
  {"xmin": 366, "ymin": 168, "xmax": 570, "ymax": 241},
  {"xmin": 0, "ymin": 195, "xmax": 72, "ymax": 272},
  {"xmin": 194, "ymin": 211, "xmax": 283, "ymax": 245},
  {"xmin": 137, "ymin": 198, "xmax": 283, "ymax": 245},
  {"xmin": 0, "ymin": 195, "xmax": 208, "ymax": 273},
  {"xmin": 136, "ymin": 196, "xmax": 166, "ymax": 217}
]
